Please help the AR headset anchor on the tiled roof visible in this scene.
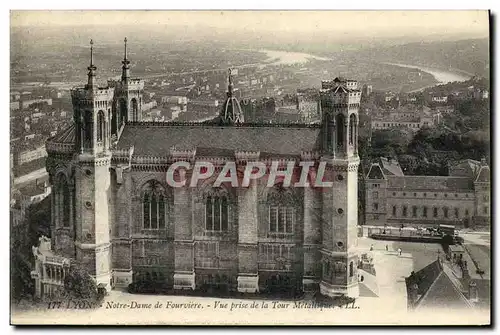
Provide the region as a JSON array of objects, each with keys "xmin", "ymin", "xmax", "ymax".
[
  {"xmin": 387, "ymin": 176, "xmax": 473, "ymax": 191},
  {"xmin": 449, "ymin": 159, "xmax": 481, "ymax": 178},
  {"xmin": 407, "ymin": 259, "xmax": 443, "ymax": 296},
  {"xmin": 475, "ymin": 166, "xmax": 490, "ymax": 183},
  {"xmin": 117, "ymin": 123, "xmax": 321, "ymax": 157},
  {"xmin": 406, "ymin": 259, "xmax": 473, "ymax": 311},
  {"xmin": 18, "ymin": 177, "xmax": 49, "ymax": 197},
  {"xmin": 415, "ymin": 271, "xmax": 472, "ymax": 310},
  {"xmin": 379, "ymin": 157, "xmax": 404, "ymax": 176},
  {"xmin": 366, "ymin": 164, "xmax": 385, "ymax": 180},
  {"xmin": 48, "ymin": 124, "xmax": 76, "ymax": 144}
]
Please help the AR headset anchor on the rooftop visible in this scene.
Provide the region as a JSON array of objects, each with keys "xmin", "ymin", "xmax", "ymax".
[
  {"xmin": 387, "ymin": 175, "xmax": 474, "ymax": 191},
  {"xmin": 406, "ymin": 259, "xmax": 473, "ymax": 311},
  {"xmin": 116, "ymin": 122, "xmax": 321, "ymax": 157}
]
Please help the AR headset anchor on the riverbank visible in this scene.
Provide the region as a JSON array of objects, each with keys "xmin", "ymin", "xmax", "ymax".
[{"xmin": 382, "ymin": 62, "xmax": 472, "ymax": 84}]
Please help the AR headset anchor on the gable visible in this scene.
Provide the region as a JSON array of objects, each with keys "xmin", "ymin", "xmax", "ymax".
[
  {"xmin": 416, "ymin": 272, "xmax": 472, "ymax": 311},
  {"xmin": 475, "ymin": 166, "xmax": 490, "ymax": 183},
  {"xmin": 366, "ymin": 164, "xmax": 385, "ymax": 180}
]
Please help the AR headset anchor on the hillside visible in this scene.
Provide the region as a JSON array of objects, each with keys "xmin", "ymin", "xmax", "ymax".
[{"xmin": 352, "ymin": 38, "xmax": 489, "ymax": 78}]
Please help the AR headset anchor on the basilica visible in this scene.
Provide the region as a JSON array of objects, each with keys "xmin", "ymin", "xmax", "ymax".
[{"xmin": 37, "ymin": 39, "xmax": 362, "ymax": 298}]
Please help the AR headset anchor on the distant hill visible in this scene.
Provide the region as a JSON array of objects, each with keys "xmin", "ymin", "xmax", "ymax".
[{"xmin": 352, "ymin": 38, "xmax": 489, "ymax": 78}]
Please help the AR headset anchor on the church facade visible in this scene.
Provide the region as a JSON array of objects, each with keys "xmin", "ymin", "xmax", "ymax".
[{"xmin": 43, "ymin": 39, "xmax": 362, "ymax": 298}]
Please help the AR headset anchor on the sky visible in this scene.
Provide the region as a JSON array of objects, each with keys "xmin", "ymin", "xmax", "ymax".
[{"xmin": 10, "ymin": 10, "xmax": 489, "ymax": 37}]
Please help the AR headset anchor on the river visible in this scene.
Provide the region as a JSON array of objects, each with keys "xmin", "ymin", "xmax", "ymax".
[
  {"xmin": 259, "ymin": 49, "xmax": 331, "ymax": 65},
  {"xmin": 383, "ymin": 62, "xmax": 472, "ymax": 86}
]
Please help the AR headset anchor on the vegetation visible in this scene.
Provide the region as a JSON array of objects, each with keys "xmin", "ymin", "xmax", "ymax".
[{"xmin": 63, "ymin": 264, "xmax": 106, "ymax": 303}]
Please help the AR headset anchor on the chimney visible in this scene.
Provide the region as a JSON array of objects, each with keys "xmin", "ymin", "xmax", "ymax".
[
  {"xmin": 409, "ymin": 283, "xmax": 419, "ymax": 307},
  {"xmin": 468, "ymin": 281, "xmax": 478, "ymax": 302}
]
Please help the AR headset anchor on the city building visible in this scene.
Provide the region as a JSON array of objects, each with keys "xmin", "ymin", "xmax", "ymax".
[
  {"xmin": 362, "ymin": 84, "xmax": 372, "ymax": 97},
  {"xmin": 405, "ymin": 257, "xmax": 489, "ymax": 311},
  {"xmin": 370, "ymin": 105, "xmax": 438, "ymax": 131},
  {"xmin": 31, "ymin": 236, "xmax": 70, "ymax": 298},
  {"xmin": 20, "ymin": 98, "xmax": 53, "ymax": 110},
  {"xmin": 431, "ymin": 96, "xmax": 448, "ymax": 103},
  {"xmin": 34, "ymin": 40, "xmax": 363, "ymax": 299},
  {"xmin": 14, "ymin": 144, "xmax": 48, "ymax": 165},
  {"xmin": 11, "ymin": 101, "xmax": 20, "ymax": 111},
  {"xmin": 364, "ymin": 157, "xmax": 490, "ymax": 227},
  {"xmin": 297, "ymin": 90, "xmax": 321, "ymax": 123}
]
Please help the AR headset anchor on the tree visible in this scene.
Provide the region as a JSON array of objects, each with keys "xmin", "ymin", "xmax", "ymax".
[
  {"xmin": 398, "ymin": 154, "xmax": 418, "ymax": 175},
  {"xmin": 64, "ymin": 264, "xmax": 104, "ymax": 302},
  {"xmin": 10, "ymin": 243, "xmax": 35, "ymax": 302}
]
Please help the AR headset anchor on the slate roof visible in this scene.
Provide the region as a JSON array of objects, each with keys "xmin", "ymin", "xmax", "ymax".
[
  {"xmin": 387, "ymin": 175, "xmax": 473, "ymax": 191},
  {"xmin": 475, "ymin": 166, "xmax": 490, "ymax": 183},
  {"xmin": 406, "ymin": 259, "xmax": 473, "ymax": 311},
  {"xmin": 117, "ymin": 123, "xmax": 321, "ymax": 157},
  {"xmin": 366, "ymin": 164, "xmax": 385, "ymax": 180},
  {"xmin": 449, "ymin": 159, "xmax": 481, "ymax": 178},
  {"xmin": 379, "ymin": 157, "xmax": 404, "ymax": 176}
]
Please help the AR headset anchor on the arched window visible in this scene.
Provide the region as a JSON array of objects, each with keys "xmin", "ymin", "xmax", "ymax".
[
  {"xmin": 111, "ymin": 106, "xmax": 118, "ymax": 136},
  {"xmin": 205, "ymin": 189, "xmax": 229, "ymax": 232},
  {"xmin": 131, "ymin": 98, "xmax": 138, "ymax": 122},
  {"xmin": 423, "ymin": 206, "xmax": 428, "ymax": 217},
  {"xmin": 402, "ymin": 206, "xmax": 408, "ymax": 217},
  {"xmin": 443, "ymin": 207, "xmax": 448, "ymax": 218},
  {"xmin": 97, "ymin": 111, "xmax": 105, "ymax": 143},
  {"xmin": 325, "ymin": 261, "xmax": 330, "ymax": 278},
  {"xmin": 412, "ymin": 206, "xmax": 418, "ymax": 217},
  {"xmin": 142, "ymin": 180, "xmax": 168, "ymax": 230},
  {"xmin": 119, "ymin": 99, "xmax": 127, "ymax": 126},
  {"xmin": 326, "ymin": 115, "xmax": 334, "ymax": 151},
  {"xmin": 83, "ymin": 110, "xmax": 93, "ymax": 148},
  {"xmin": 56, "ymin": 174, "xmax": 70, "ymax": 227},
  {"xmin": 349, "ymin": 261, "xmax": 354, "ymax": 277},
  {"xmin": 267, "ymin": 185, "xmax": 295, "ymax": 234},
  {"xmin": 336, "ymin": 114, "xmax": 345, "ymax": 148},
  {"xmin": 349, "ymin": 114, "xmax": 357, "ymax": 145}
]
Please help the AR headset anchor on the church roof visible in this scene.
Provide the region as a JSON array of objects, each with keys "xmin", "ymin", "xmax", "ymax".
[
  {"xmin": 48, "ymin": 124, "xmax": 76, "ymax": 144},
  {"xmin": 387, "ymin": 175, "xmax": 473, "ymax": 191},
  {"xmin": 117, "ymin": 123, "xmax": 321, "ymax": 157}
]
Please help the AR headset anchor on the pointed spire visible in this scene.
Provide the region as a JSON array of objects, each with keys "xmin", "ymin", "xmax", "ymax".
[
  {"xmin": 220, "ymin": 68, "xmax": 244, "ymax": 124},
  {"xmin": 90, "ymin": 39, "xmax": 94, "ymax": 67},
  {"xmin": 87, "ymin": 39, "xmax": 97, "ymax": 89},
  {"xmin": 124, "ymin": 37, "xmax": 128, "ymax": 61},
  {"xmin": 121, "ymin": 37, "xmax": 131, "ymax": 82},
  {"xmin": 227, "ymin": 68, "xmax": 234, "ymax": 97}
]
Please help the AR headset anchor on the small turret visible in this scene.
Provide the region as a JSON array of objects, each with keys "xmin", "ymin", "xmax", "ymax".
[{"xmin": 220, "ymin": 68, "xmax": 244, "ymax": 124}]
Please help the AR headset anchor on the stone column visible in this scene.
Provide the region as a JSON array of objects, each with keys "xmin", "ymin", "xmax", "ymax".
[
  {"xmin": 237, "ymin": 179, "xmax": 259, "ymax": 293},
  {"xmin": 302, "ymin": 186, "xmax": 321, "ymax": 292},
  {"xmin": 173, "ymin": 170, "xmax": 195, "ymax": 290}
]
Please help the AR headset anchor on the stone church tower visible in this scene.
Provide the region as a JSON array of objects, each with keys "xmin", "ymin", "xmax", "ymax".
[
  {"xmin": 319, "ymin": 78, "xmax": 361, "ymax": 298},
  {"xmin": 44, "ymin": 39, "xmax": 362, "ymax": 297},
  {"xmin": 110, "ymin": 37, "xmax": 144, "ymax": 135},
  {"xmin": 71, "ymin": 39, "xmax": 113, "ymax": 289}
]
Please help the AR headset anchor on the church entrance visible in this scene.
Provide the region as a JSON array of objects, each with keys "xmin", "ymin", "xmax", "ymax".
[
  {"xmin": 259, "ymin": 272, "xmax": 299, "ymax": 297},
  {"xmin": 195, "ymin": 270, "xmax": 237, "ymax": 295}
]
